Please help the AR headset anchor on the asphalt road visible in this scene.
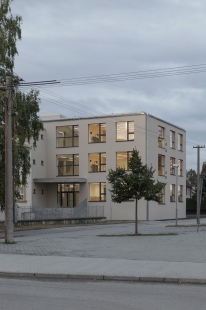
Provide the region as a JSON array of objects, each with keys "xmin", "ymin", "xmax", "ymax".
[{"xmin": 0, "ymin": 278, "xmax": 206, "ymax": 310}]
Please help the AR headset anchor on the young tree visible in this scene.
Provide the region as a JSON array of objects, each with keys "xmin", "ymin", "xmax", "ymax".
[
  {"xmin": 107, "ymin": 149, "xmax": 166, "ymax": 234},
  {"xmin": 0, "ymin": 0, "xmax": 43, "ymax": 210},
  {"xmin": 201, "ymin": 162, "xmax": 206, "ymax": 199}
]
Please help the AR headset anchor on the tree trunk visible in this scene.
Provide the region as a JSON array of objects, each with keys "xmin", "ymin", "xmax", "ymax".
[{"xmin": 135, "ymin": 198, "xmax": 138, "ymax": 234}]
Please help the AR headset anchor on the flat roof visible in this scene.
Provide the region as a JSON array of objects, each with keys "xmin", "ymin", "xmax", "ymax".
[
  {"xmin": 33, "ymin": 178, "xmax": 87, "ymax": 183},
  {"xmin": 41, "ymin": 111, "xmax": 185, "ymax": 132}
]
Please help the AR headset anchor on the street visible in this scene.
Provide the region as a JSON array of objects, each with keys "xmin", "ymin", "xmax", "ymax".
[{"xmin": 0, "ymin": 277, "xmax": 206, "ymax": 310}]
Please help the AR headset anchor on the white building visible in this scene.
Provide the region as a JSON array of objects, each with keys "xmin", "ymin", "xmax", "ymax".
[{"xmin": 17, "ymin": 112, "xmax": 186, "ymax": 221}]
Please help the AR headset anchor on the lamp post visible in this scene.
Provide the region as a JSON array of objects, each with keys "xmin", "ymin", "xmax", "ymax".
[{"xmin": 173, "ymin": 164, "xmax": 179, "ymax": 226}]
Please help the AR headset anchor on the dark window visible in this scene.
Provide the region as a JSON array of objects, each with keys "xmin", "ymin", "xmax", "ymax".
[
  {"xmin": 33, "ymin": 159, "xmax": 36, "ymax": 165},
  {"xmin": 57, "ymin": 183, "xmax": 80, "ymax": 207}
]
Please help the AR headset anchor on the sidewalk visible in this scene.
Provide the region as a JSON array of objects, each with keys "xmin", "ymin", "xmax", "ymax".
[{"xmin": 1, "ymin": 219, "xmax": 206, "ymax": 284}]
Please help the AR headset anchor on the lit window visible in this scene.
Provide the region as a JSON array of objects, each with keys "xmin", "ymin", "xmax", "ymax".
[
  {"xmin": 116, "ymin": 121, "xmax": 134, "ymax": 141},
  {"xmin": 89, "ymin": 153, "xmax": 106, "ymax": 172},
  {"xmin": 18, "ymin": 184, "xmax": 25, "ymax": 201},
  {"xmin": 178, "ymin": 134, "xmax": 183, "ymax": 151},
  {"xmin": 56, "ymin": 125, "xmax": 79, "ymax": 148},
  {"xmin": 116, "ymin": 151, "xmax": 132, "ymax": 170},
  {"xmin": 178, "ymin": 185, "xmax": 183, "ymax": 202},
  {"xmin": 170, "ymin": 157, "xmax": 175, "ymax": 175},
  {"xmin": 178, "ymin": 159, "xmax": 183, "ymax": 176},
  {"xmin": 57, "ymin": 183, "xmax": 80, "ymax": 207},
  {"xmin": 170, "ymin": 131, "xmax": 175, "ymax": 149},
  {"xmin": 158, "ymin": 126, "xmax": 165, "ymax": 148},
  {"xmin": 88, "ymin": 124, "xmax": 106, "ymax": 143},
  {"xmin": 89, "ymin": 183, "xmax": 106, "ymax": 201},
  {"xmin": 170, "ymin": 184, "xmax": 175, "ymax": 202},
  {"xmin": 57, "ymin": 154, "xmax": 79, "ymax": 176},
  {"xmin": 158, "ymin": 187, "xmax": 165, "ymax": 204},
  {"xmin": 158, "ymin": 154, "xmax": 165, "ymax": 176}
]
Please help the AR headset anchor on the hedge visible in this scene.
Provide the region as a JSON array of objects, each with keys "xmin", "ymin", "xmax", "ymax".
[{"xmin": 186, "ymin": 198, "xmax": 206, "ymax": 211}]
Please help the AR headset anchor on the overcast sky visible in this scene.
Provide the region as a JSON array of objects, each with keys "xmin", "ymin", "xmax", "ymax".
[{"xmin": 11, "ymin": 0, "xmax": 206, "ymax": 170}]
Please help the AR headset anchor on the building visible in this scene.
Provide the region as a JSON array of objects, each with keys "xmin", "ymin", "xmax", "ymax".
[{"xmin": 17, "ymin": 112, "xmax": 186, "ymax": 221}]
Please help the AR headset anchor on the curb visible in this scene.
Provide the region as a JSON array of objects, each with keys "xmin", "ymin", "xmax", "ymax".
[{"xmin": 1, "ymin": 272, "xmax": 206, "ymax": 284}]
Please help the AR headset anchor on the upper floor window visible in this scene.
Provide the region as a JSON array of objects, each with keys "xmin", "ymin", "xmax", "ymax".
[
  {"xmin": 178, "ymin": 185, "xmax": 183, "ymax": 202},
  {"xmin": 57, "ymin": 154, "xmax": 79, "ymax": 176},
  {"xmin": 89, "ymin": 153, "xmax": 106, "ymax": 172},
  {"xmin": 170, "ymin": 157, "xmax": 175, "ymax": 175},
  {"xmin": 89, "ymin": 123, "xmax": 106, "ymax": 143},
  {"xmin": 158, "ymin": 154, "xmax": 165, "ymax": 176},
  {"xmin": 18, "ymin": 184, "xmax": 25, "ymax": 201},
  {"xmin": 178, "ymin": 134, "xmax": 183, "ymax": 151},
  {"xmin": 89, "ymin": 182, "xmax": 106, "ymax": 201},
  {"xmin": 116, "ymin": 151, "xmax": 132, "ymax": 170},
  {"xmin": 56, "ymin": 125, "xmax": 79, "ymax": 148},
  {"xmin": 158, "ymin": 126, "xmax": 165, "ymax": 148},
  {"xmin": 170, "ymin": 184, "xmax": 175, "ymax": 202},
  {"xmin": 116, "ymin": 121, "xmax": 134, "ymax": 141},
  {"xmin": 178, "ymin": 159, "xmax": 183, "ymax": 176},
  {"xmin": 170, "ymin": 131, "xmax": 175, "ymax": 149}
]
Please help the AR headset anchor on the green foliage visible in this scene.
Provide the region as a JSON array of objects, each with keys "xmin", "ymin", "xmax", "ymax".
[
  {"xmin": 186, "ymin": 169, "xmax": 197, "ymax": 188},
  {"xmin": 186, "ymin": 198, "xmax": 206, "ymax": 212},
  {"xmin": 0, "ymin": 1, "xmax": 43, "ymax": 209},
  {"xmin": 107, "ymin": 149, "xmax": 166, "ymax": 203},
  {"xmin": 201, "ymin": 162, "xmax": 206, "ymax": 199}
]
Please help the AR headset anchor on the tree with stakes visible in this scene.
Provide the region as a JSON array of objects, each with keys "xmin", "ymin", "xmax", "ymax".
[{"xmin": 107, "ymin": 149, "xmax": 166, "ymax": 234}]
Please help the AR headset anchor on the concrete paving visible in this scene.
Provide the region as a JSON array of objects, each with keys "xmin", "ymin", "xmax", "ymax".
[{"xmin": 1, "ymin": 219, "xmax": 206, "ymax": 283}]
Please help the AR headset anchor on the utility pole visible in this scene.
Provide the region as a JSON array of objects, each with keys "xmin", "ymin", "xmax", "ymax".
[
  {"xmin": 173, "ymin": 164, "xmax": 179, "ymax": 226},
  {"xmin": 193, "ymin": 145, "xmax": 205, "ymax": 232},
  {"xmin": 5, "ymin": 75, "xmax": 14, "ymax": 243}
]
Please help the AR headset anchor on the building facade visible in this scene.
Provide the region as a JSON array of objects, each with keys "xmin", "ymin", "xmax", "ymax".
[{"xmin": 17, "ymin": 112, "xmax": 186, "ymax": 221}]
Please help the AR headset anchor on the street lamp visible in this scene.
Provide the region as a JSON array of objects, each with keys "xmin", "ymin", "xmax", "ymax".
[{"xmin": 173, "ymin": 164, "xmax": 179, "ymax": 226}]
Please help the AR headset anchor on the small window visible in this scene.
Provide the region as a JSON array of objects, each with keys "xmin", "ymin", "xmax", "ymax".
[
  {"xmin": 33, "ymin": 159, "xmax": 36, "ymax": 165},
  {"xmin": 170, "ymin": 157, "xmax": 175, "ymax": 175},
  {"xmin": 116, "ymin": 121, "xmax": 134, "ymax": 141},
  {"xmin": 158, "ymin": 126, "xmax": 165, "ymax": 148},
  {"xmin": 158, "ymin": 154, "xmax": 165, "ymax": 176},
  {"xmin": 41, "ymin": 160, "xmax": 44, "ymax": 166},
  {"xmin": 178, "ymin": 134, "xmax": 183, "ymax": 151},
  {"xmin": 158, "ymin": 187, "xmax": 165, "ymax": 204},
  {"xmin": 33, "ymin": 189, "xmax": 36, "ymax": 194},
  {"xmin": 41, "ymin": 134, "xmax": 44, "ymax": 140},
  {"xmin": 178, "ymin": 159, "xmax": 183, "ymax": 176},
  {"xmin": 170, "ymin": 184, "xmax": 175, "ymax": 202},
  {"xmin": 170, "ymin": 131, "xmax": 175, "ymax": 149},
  {"xmin": 178, "ymin": 185, "xmax": 183, "ymax": 202},
  {"xmin": 41, "ymin": 189, "xmax": 44, "ymax": 194}
]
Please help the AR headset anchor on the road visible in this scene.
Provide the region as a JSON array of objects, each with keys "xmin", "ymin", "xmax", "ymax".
[{"xmin": 0, "ymin": 278, "xmax": 206, "ymax": 310}]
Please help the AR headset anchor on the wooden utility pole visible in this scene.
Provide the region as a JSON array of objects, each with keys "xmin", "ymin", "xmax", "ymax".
[
  {"xmin": 193, "ymin": 145, "xmax": 205, "ymax": 232},
  {"xmin": 5, "ymin": 75, "xmax": 14, "ymax": 243}
]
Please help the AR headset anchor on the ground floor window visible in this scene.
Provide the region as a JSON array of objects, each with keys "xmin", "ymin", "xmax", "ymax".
[
  {"xmin": 89, "ymin": 182, "xmax": 106, "ymax": 201},
  {"xmin": 57, "ymin": 183, "xmax": 80, "ymax": 207}
]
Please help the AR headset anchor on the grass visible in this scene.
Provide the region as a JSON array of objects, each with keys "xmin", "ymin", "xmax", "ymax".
[
  {"xmin": 97, "ymin": 233, "xmax": 178, "ymax": 237},
  {"xmin": 1, "ymin": 241, "xmax": 16, "ymax": 244}
]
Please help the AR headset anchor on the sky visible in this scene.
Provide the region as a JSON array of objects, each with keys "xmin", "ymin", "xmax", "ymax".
[{"xmin": 10, "ymin": 0, "xmax": 206, "ymax": 170}]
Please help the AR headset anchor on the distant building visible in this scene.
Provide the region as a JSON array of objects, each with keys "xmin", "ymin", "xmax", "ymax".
[{"xmin": 17, "ymin": 112, "xmax": 186, "ymax": 221}]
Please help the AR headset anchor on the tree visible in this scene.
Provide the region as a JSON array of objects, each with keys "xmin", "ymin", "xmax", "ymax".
[
  {"xmin": 107, "ymin": 149, "xmax": 166, "ymax": 234},
  {"xmin": 0, "ymin": 0, "xmax": 43, "ymax": 210},
  {"xmin": 186, "ymin": 169, "xmax": 197, "ymax": 188},
  {"xmin": 201, "ymin": 162, "xmax": 206, "ymax": 199}
]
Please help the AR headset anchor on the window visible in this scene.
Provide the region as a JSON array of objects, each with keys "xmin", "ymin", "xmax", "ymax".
[
  {"xmin": 170, "ymin": 157, "xmax": 175, "ymax": 175},
  {"xmin": 57, "ymin": 183, "xmax": 80, "ymax": 207},
  {"xmin": 170, "ymin": 131, "xmax": 175, "ymax": 149},
  {"xmin": 158, "ymin": 126, "xmax": 165, "ymax": 148},
  {"xmin": 158, "ymin": 154, "xmax": 165, "ymax": 176},
  {"xmin": 33, "ymin": 159, "xmax": 36, "ymax": 165},
  {"xmin": 89, "ymin": 123, "xmax": 106, "ymax": 143},
  {"xmin": 178, "ymin": 185, "xmax": 183, "ymax": 202},
  {"xmin": 41, "ymin": 160, "xmax": 44, "ymax": 166},
  {"xmin": 89, "ymin": 182, "xmax": 106, "ymax": 201},
  {"xmin": 116, "ymin": 121, "xmax": 134, "ymax": 141},
  {"xmin": 57, "ymin": 154, "xmax": 79, "ymax": 176},
  {"xmin": 41, "ymin": 189, "xmax": 44, "ymax": 194},
  {"xmin": 89, "ymin": 153, "xmax": 106, "ymax": 172},
  {"xmin": 56, "ymin": 125, "xmax": 79, "ymax": 148},
  {"xmin": 158, "ymin": 187, "xmax": 165, "ymax": 204},
  {"xmin": 178, "ymin": 159, "xmax": 183, "ymax": 176},
  {"xmin": 18, "ymin": 184, "xmax": 25, "ymax": 201},
  {"xmin": 178, "ymin": 134, "xmax": 183, "ymax": 151},
  {"xmin": 170, "ymin": 184, "xmax": 175, "ymax": 202},
  {"xmin": 41, "ymin": 134, "xmax": 44, "ymax": 140},
  {"xmin": 33, "ymin": 189, "xmax": 36, "ymax": 194},
  {"xmin": 116, "ymin": 151, "xmax": 132, "ymax": 170}
]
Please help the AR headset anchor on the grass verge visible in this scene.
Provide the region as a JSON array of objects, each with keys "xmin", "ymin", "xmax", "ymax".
[{"xmin": 97, "ymin": 233, "xmax": 177, "ymax": 237}]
